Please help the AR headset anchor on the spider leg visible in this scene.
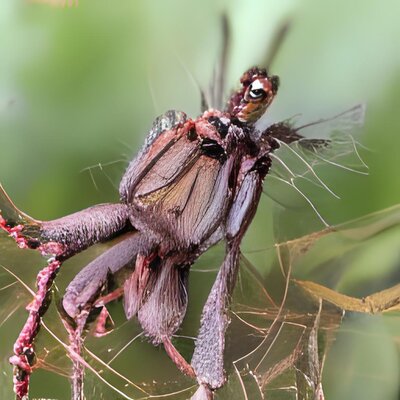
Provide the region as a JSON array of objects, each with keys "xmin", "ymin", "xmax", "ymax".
[
  {"xmin": 163, "ymin": 335, "xmax": 195, "ymax": 377},
  {"xmin": 91, "ymin": 288, "xmax": 126, "ymax": 337},
  {"xmin": 62, "ymin": 231, "xmax": 148, "ymax": 319},
  {"xmin": 59, "ymin": 232, "xmax": 149, "ymax": 399},
  {"xmin": 0, "ymin": 184, "xmax": 131, "ymax": 256},
  {"xmin": 191, "ymin": 170, "xmax": 263, "ymax": 392},
  {"xmin": 65, "ymin": 234, "xmax": 195, "ymax": 379},
  {"xmin": 190, "ymin": 241, "xmax": 240, "ymax": 391},
  {"xmin": 138, "ymin": 260, "xmax": 192, "ymax": 376},
  {"xmin": 0, "ymin": 185, "xmax": 132, "ymax": 399},
  {"xmin": 40, "ymin": 203, "xmax": 131, "ymax": 256},
  {"xmin": 124, "ymin": 256, "xmax": 194, "ymax": 377}
]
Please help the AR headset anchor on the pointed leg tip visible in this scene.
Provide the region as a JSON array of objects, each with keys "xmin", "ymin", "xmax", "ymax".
[
  {"xmin": 191, "ymin": 384, "xmax": 214, "ymax": 400},
  {"xmin": 162, "ymin": 337, "xmax": 196, "ymax": 378}
]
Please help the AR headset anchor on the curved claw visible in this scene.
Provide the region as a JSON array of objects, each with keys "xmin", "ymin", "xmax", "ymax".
[
  {"xmin": 0, "ymin": 184, "xmax": 43, "ymax": 249},
  {"xmin": 0, "ymin": 184, "xmax": 39, "ymax": 227},
  {"xmin": 0, "ymin": 184, "xmax": 64, "ymax": 255}
]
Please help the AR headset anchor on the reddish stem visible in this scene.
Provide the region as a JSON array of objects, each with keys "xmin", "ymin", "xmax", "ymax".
[
  {"xmin": 10, "ymin": 259, "xmax": 61, "ymax": 400},
  {"xmin": 93, "ymin": 289, "xmax": 123, "ymax": 337},
  {"xmin": 163, "ymin": 336, "xmax": 196, "ymax": 378},
  {"xmin": 1, "ymin": 213, "xmax": 63, "ymax": 399},
  {"xmin": 0, "ymin": 215, "xmax": 29, "ymax": 249},
  {"xmin": 94, "ymin": 287, "xmax": 124, "ymax": 307}
]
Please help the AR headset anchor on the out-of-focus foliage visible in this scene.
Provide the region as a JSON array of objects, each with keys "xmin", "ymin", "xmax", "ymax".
[{"xmin": 0, "ymin": 0, "xmax": 399, "ymax": 399}]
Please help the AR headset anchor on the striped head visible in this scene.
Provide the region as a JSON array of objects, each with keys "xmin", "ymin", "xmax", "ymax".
[{"xmin": 227, "ymin": 67, "xmax": 279, "ymax": 124}]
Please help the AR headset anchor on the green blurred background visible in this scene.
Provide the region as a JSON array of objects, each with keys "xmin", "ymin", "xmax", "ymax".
[{"xmin": 0, "ymin": 0, "xmax": 399, "ymax": 399}]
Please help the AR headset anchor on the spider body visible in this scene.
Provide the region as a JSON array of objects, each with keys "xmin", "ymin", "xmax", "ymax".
[
  {"xmin": 0, "ymin": 67, "xmax": 303, "ymax": 399},
  {"xmin": 118, "ymin": 108, "xmax": 274, "ymax": 344}
]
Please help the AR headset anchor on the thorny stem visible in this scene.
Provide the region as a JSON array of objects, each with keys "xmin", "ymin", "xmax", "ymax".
[
  {"xmin": 10, "ymin": 259, "xmax": 61, "ymax": 400},
  {"xmin": 0, "ymin": 214, "xmax": 62, "ymax": 400}
]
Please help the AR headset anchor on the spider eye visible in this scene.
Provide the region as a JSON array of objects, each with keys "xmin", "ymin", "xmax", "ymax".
[
  {"xmin": 249, "ymin": 87, "xmax": 266, "ymax": 99},
  {"xmin": 248, "ymin": 80, "xmax": 266, "ymax": 100}
]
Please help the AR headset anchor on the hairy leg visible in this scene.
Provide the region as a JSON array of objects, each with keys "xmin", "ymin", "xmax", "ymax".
[
  {"xmin": 190, "ymin": 242, "xmax": 240, "ymax": 389},
  {"xmin": 191, "ymin": 170, "xmax": 263, "ymax": 392},
  {"xmin": 62, "ymin": 231, "xmax": 149, "ymax": 318},
  {"xmin": 0, "ymin": 185, "xmax": 132, "ymax": 398},
  {"xmin": 40, "ymin": 203, "xmax": 131, "ymax": 256},
  {"xmin": 124, "ymin": 256, "xmax": 194, "ymax": 376},
  {"xmin": 137, "ymin": 260, "xmax": 193, "ymax": 376},
  {"xmin": 59, "ymin": 232, "xmax": 150, "ymax": 400},
  {"xmin": 0, "ymin": 184, "xmax": 131, "ymax": 255}
]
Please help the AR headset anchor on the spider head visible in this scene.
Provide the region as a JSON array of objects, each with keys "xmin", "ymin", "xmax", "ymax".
[{"xmin": 227, "ymin": 67, "xmax": 279, "ymax": 124}]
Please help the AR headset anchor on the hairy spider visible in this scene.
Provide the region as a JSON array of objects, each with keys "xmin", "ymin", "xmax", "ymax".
[{"xmin": 0, "ymin": 30, "xmax": 366, "ymax": 398}]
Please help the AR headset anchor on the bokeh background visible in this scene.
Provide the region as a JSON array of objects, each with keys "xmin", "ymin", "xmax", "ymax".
[{"xmin": 0, "ymin": 0, "xmax": 399, "ymax": 399}]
